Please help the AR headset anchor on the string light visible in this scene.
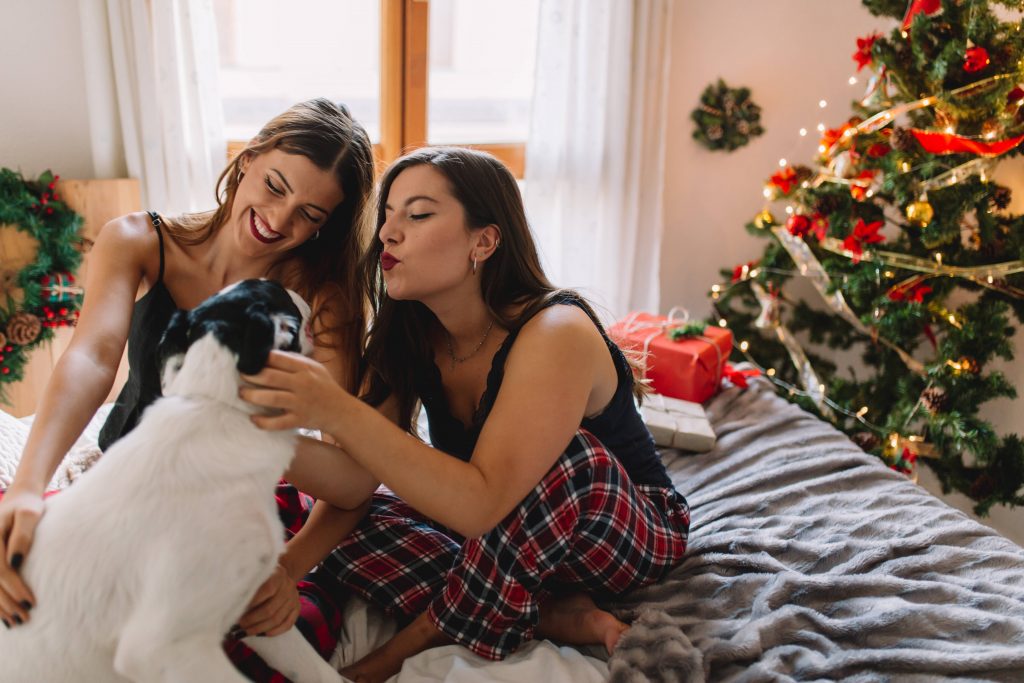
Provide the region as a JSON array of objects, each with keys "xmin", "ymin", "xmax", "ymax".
[
  {"xmin": 857, "ymin": 406, "xmax": 869, "ymax": 417},
  {"xmin": 779, "ymin": 158, "xmax": 788, "ymax": 167},
  {"xmin": 848, "ymin": 76, "xmax": 857, "ymax": 85},
  {"xmin": 819, "ymin": 99, "xmax": 828, "ymax": 108},
  {"xmin": 718, "ymin": 318, "xmax": 728, "ymax": 327},
  {"xmin": 817, "ymin": 123, "xmax": 826, "ymax": 132},
  {"xmin": 740, "ymin": 340, "xmax": 750, "ymax": 352},
  {"xmin": 799, "ymin": 128, "xmax": 808, "ymax": 136}
]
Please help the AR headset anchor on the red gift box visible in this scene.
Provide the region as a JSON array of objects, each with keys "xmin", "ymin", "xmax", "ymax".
[{"xmin": 608, "ymin": 311, "xmax": 733, "ymax": 403}]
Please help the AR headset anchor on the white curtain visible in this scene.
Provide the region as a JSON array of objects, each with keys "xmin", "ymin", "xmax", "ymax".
[
  {"xmin": 84, "ymin": 0, "xmax": 224, "ymax": 213},
  {"xmin": 524, "ymin": 0, "xmax": 673, "ymax": 321}
]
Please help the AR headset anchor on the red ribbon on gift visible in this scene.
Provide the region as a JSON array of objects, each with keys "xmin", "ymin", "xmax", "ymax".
[
  {"xmin": 723, "ymin": 363, "xmax": 761, "ymax": 389},
  {"xmin": 910, "ymin": 129, "xmax": 1024, "ymax": 157}
]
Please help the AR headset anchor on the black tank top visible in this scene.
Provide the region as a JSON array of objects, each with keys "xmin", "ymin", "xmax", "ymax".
[
  {"xmin": 98, "ymin": 212, "xmax": 179, "ymax": 451},
  {"xmin": 415, "ymin": 292, "xmax": 673, "ymax": 488}
]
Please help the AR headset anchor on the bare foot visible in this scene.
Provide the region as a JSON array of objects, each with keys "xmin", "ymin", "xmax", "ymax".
[
  {"xmin": 340, "ymin": 610, "xmax": 452, "ymax": 683},
  {"xmin": 537, "ymin": 592, "xmax": 629, "ymax": 654}
]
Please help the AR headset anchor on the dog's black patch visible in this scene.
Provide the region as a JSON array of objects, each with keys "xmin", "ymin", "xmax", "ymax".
[{"xmin": 156, "ymin": 279, "xmax": 304, "ymax": 376}]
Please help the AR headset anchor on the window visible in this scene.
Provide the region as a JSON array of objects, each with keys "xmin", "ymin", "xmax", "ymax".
[{"xmin": 214, "ymin": 0, "xmax": 538, "ymax": 177}]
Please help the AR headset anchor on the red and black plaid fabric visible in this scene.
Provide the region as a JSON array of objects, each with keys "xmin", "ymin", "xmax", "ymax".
[
  {"xmin": 320, "ymin": 429, "xmax": 689, "ymax": 660},
  {"xmin": 224, "ymin": 480, "xmax": 346, "ymax": 682}
]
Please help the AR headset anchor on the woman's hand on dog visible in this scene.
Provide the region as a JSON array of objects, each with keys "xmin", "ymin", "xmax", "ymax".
[
  {"xmin": 0, "ymin": 489, "xmax": 42, "ymax": 627},
  {"xmin": 236, "ymin": 563, "xmax": 301, "ymax": 638},
  {"xmin": 240, "ymin": 351, "xmax": 349, "ymax": 435}
]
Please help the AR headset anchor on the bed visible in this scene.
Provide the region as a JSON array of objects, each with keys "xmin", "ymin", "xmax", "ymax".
[{"xmin": 3, "ymin": 373, "xmax": 1024, "ymax": 682}]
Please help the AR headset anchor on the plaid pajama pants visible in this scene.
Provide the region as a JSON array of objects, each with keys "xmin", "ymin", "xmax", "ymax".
[{"xmin": 318, "ymin": 428, "xmax": 690, "ymax": 660}]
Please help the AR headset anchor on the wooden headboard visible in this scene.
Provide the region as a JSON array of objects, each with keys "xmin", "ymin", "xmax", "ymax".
[{"xmin": 4, "ymin": 179, "xmax": 141, "ymax": 417}]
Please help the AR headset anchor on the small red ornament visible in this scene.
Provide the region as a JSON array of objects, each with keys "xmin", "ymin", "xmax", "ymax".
[
  {"xmin": 2, "ymin": 368, "xmax": 9, "ymax": 375},
  {"xmin": 811, "ymin": 213, "xmax": 829, "ymax": 241},
  {"xmin": 731, "ymin": 260, "xmax": 759, "ymax": 282},
  {"xmin": 786, "ymin": 214, "xmax": 812, "ymax": 238},
  {"xmin": 964, "ymin": 46, "xmax": 990, "ymax": 73}
]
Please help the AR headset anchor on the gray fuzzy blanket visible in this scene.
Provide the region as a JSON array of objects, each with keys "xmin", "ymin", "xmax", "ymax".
[{"xmin": 607, "ymin": 378, "xmax": 1024, "ymax": 682}]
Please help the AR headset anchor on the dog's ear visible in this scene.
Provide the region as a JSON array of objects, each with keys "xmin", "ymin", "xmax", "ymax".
[
  {"xmin": 157, "ymin": 310, "xmax": 190, "ymax": 393},
  {"xmin": 237, "ymin": 302, "xmax": 275, "ymax": 375}
]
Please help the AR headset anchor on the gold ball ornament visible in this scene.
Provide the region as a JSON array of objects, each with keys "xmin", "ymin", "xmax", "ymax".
[
  {"xmin": 5, "ymin": 311, "xmax": 42, "ymax": 345},
  {"xmin": 754, "ymin": 209, "xmax": 777, "ymax": 229},
  {"xmin": 905, "ymin": 199, "xmax": 934, "ymax": 227},
  {"xmin": 957, "ymin": 356, "xmax": 979, "ymax": 374}
]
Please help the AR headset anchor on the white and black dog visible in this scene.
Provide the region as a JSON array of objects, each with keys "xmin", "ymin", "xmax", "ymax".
[{"xmin": 1, "ymin": 279, "xmax": 344, "ymax": 683}]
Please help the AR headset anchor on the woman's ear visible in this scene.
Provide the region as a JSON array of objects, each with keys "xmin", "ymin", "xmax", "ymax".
[{"xmin": 476, "ymin": 224, "xmax": 502, "ymax": 261}]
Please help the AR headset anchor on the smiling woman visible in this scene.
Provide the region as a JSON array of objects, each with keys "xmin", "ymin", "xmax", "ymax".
[{"xmin": 0, "ymin": 98, "xmax": 378, "ymax": 680}]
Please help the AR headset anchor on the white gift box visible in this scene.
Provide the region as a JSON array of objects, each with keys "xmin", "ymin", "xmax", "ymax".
[{"xmin": 641, "ymin": 393, "xmax": 716, "ymax": 452}]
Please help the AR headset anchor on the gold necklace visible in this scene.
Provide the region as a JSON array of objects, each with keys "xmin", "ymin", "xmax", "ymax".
[{"xmin": 445, "ymin": 320, "xmax": 495, "ymax": 370}]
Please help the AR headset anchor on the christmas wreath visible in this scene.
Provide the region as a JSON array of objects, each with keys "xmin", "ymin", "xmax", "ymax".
[
  {"xmin": 692, "ymin": 79, "xmax": 765, "ymax": 151},
  {"xmin": 0, "ymin": 168, "xmax": 85, "ymax": 399}
]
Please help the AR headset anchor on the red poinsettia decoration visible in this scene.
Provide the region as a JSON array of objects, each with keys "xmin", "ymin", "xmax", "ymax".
[
  {"xmin": 811, "ymin": 213, "xmax": 829, "ymax": 241},
  {"xmin": 964, "ymin": 46, "xmax": 990, "ymax": 73},
  {"xmin": 843, "ymin": 218, "xmax": 885, "ymax": 262},
  {"xmin": 731, "ymin": 260, "xmax": 759, "ymax": 282},
  {"xmin": 853, "ymin": 33, "xmax": 881, "ymax": 71},
  {"xmin": 866, "ymin": 142, "xmax": 891, "ymax": 158},
  {"xmin": 769, "ymin": 167, "xmax": 798, "ymax": 196},
  {"xmin": 888, "ymin": 282, "xmax": 933, "ymax": 303},
  {"xmin": 821, "ymin": 122, "xmax": 856, "ymax": 153},
  {"xmin": 849, "ymin": 170, "xmax": 877, "ymax": 200}
]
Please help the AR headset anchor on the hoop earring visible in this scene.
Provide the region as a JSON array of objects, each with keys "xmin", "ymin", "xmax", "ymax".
[
  {"xmin": 236, "ymin": 169, "xmax": 244, "ymax": 184},
  {"xmin": 312, "ymin": 230, "xmax": 321, "ymax": 241},
  {"xmin": 472, "ymin": 257, "xmax": 478, "ymax": 274}
]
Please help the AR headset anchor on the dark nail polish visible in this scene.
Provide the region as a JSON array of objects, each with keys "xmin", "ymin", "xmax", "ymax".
[
  {"xmin": 10, "ymin": 554, "xmax": 23, "ymax": 570},
  {"xmin": 2, "ymin": 619, "xmax": 9, "ymax": 629},
  {"xmin": 229, "ymin": 628, "xmax": 246, "ymax": 640},
  {"xmin": 231, "ymin": 623, "xmax": 241, "ymax": 631},
  {"xmin": 19, "ymin": 600, "xmax": 32, "ymax": 611},
  {"xmin": 12, "ymin": 615, "xmax": 22, "ymax": 625},
  {"xmin": 258, "ymin": 632, "xmax": 266, "ymax": 637}
]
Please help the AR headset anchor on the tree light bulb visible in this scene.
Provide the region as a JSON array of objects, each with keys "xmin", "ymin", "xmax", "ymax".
[
  {"xmin": 819, "ymin": 100, "xmax": 828, "ymax": 108},
  {"xmin": 799, "ymin": 128, "xmax": 808, "ymax": 136},
  {"xmin": 848, "ymin": 76, "xmax": 857, "ymax": 85},
  {"xmin": 740, "ymin": 340, "xmax": 750, "ymax": 352},
  {"xmin": 856, "ymin": 406, "xmax": 869, "ymax": 417},
  {"xmin": 718, "ymin": 319, "xmax": 728, "ymax": 327},
  {"xmin": 779, "ymin": 158, "xmax": 788, "ymax": 167}
]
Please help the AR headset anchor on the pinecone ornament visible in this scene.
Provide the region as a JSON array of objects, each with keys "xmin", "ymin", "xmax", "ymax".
[
  {"xmin": 5, "ymin": 312, "xmax": 42, "ymax": 345},
  {"xmin": 891, "ymin": 127, "xmax": 918, "ymax": 153},
  {"xmin": 991, "ymin": 185, "xmax": 1012, "ymax": 210},
  {"xmin": 921, "ymin": 386, "xmax": 949, "ymax": 414},
  {"xmin": 851, "ymin": 431, "xmax": 881, "ymax": 452},
  {"xmin": 969, "ymin": 472, "xmax": 997, "ymax": 501},
  {"xmin": 814, "ymin": 193, "xmax": 845, "ymax": 217}
]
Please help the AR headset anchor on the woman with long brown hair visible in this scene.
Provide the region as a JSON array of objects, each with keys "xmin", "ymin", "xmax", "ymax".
[
  {"xmin": 241, "ymin": 146, "xmax": 690, "ymax": 681},
  {"xmin": 0, "ymin": 98, "xmax": 377, "ymax": 677}
]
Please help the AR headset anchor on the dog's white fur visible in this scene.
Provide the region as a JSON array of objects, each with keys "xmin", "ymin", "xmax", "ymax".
[{"xmin": 1, "ymin": 285, "xmax": 344, "ymax": 683}]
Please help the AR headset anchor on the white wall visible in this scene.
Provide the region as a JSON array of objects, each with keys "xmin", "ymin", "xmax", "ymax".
[
  {"xmin": 0, "ymin": 2, "xmax": 94, "ymax": 178},
  {"xmin": 662, "ymin": 0, "xmax": 1024, "ymax": 545}
]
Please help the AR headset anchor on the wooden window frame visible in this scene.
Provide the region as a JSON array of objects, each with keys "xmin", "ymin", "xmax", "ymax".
[{"xmin": 228, "ymin": 0, "xmax": 527, "ymax": 178}]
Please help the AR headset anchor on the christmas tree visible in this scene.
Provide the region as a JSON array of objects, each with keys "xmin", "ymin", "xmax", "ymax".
[{"xmin": 713, "ymin": 0, "xmax": 1024, "ymax": 515}]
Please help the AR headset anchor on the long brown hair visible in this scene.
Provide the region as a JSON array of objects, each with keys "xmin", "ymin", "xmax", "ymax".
[
  {"xmin": 360, "ymin": 147, "xmax": 622, "ymax": 430},
  {"xmin": 166, "ymin": 98, "xmax": 375, "ymax": 388}
]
